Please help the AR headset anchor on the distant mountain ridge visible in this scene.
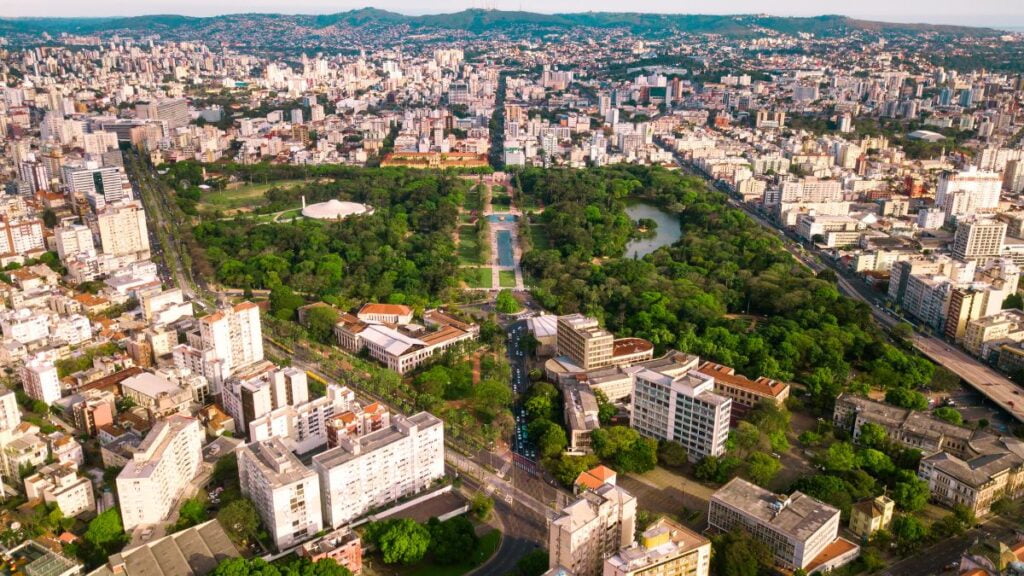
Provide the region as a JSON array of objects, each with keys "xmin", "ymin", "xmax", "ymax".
[{"xmin": 0, "ymin": 9, "xmax": 1001, "ymax": 38}]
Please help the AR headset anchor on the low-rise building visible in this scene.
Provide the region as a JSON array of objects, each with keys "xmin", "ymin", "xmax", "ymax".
[
  {"xmin": 708, "ymin": 478, "xmax": 859, "ymax": 573},
  {"xmin": 24, "ymin": 462, "xmax": 96, "ymax": 517},
  {"xmin": 334, "ymin": 312, "xmax": 477, "ymax": 374},
  {"xmin": 564, "ymin": 382, "xmax": 600, "ymax": 454},
  {"xmin": 603, "ymin": 517, "xmax": 711, "ymax": 576},
  {"xmin": 918, "ymin": 436, "xmax": 1024, "ymax": 517},
  {"xmin": 298, "ymin": 526, "xmax": 363, "ymax": 574},
  {"xmin": 697, "ymin": 362, "xmax": 790, "ymax": 414},
  {"xmin": 848, "ymin": 495, "xmax": 895, "ymax": 540},
  {"xmin": 833, "ymin": 394, "xmax": 977, "ymax": 458}
]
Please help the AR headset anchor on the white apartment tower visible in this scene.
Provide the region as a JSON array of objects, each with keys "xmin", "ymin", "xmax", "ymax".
[
  {"xmin": 630, "ymin": 366, "xmax": 731, "ymax": 462},
  {"xmin": 952, "ymin": 218, "xmax": 1007, "ymax": 262},
  {"xmin": 937, "ymin": 168, "xmax": 1003, "ymax": 222},
  {"xmin": 116, "ymin": 415, "xmax": 203, "ymax": 529},
  {"xmin": 313, "ymin": 412, "xmax": 444, "ymax": 528},
  {"xmin": 22, "ymin": 355, "xmax": 62, "ymax": 405},
  {"xmin": 54, "ymin": 224, "xmax": 96, "ymax": 260},
  {"xmin": 238, "ymin": 438, "xmax": 323, "ymax": 550},
  {"xmin": 200, "ymin": 301, "xmax": 264, "ymax": 378}
]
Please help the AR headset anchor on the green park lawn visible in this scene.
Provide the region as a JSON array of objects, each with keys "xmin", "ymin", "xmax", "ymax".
[
  {"xmin": 499, "ymin": 271, "xmax": 516, "ymax": 288},
  {"xmin": 457, "ymin": 226, "xmax": 483, "ymax": 265},
  {"xmin": 459, "ymin": 267, "xmax": 492, "ymax": 289},
  {"xmin": 198, "ymin": 179, "xmax": 305, "ymax": 211}
]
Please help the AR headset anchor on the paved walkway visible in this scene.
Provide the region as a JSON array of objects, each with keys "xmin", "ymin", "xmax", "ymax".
[{"xmin": 482, "ymin": 174, "xmax": 526, "ymax": 291}]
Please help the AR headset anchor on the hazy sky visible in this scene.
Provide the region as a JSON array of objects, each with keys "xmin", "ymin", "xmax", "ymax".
[{"xmin": 3, "ymin": 0, "xmax": 1023, "ymax": 28}]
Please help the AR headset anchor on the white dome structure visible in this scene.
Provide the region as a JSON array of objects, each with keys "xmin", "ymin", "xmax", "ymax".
[{"xmin": 301, "ymin": 199, "xmax": 373, "ymax": 220}]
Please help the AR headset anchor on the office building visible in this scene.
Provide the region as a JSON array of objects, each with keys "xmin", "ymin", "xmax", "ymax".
[
  {"xmin": 708, "ymin": 478, "xmax": 859, "ymax": 573},
  {"xmin": 238, "ymin": 438, "xmax": 323, "ymax": 550},
  {"xmin": 97, "ymin": 201, "xmax": 150, "ymax": 259},
  {"xmin": 24, "ymin": 462, "xmax": 96, "ymax": 517},
  {"xmin": 603, "ymin": 517, "xmax": 711, "ymax": 576},
  {"xmin": 116, "ymin": 415, "xmax": 203, "ymax": 529},
  {"xmin": 22, "ymin": 355, "xmax": 61, "ymax": 405},
  {"xmin": 313, "ymin": 412, "xmax": 444, "ymax": 528},
  {"xmin": 557, "ymin": 315, "xmax": 614, "ymax": 371},
  {"xmin": 630, "ymin": 364, "xmax": 731, "ymax": 462},
  {"xmin": 334, "ymin": 310, "xmax": 477, "ymax": 374},
  {"xmin": 697, "ymin": 362, "xmax": 790, "ymax": 413},
  {"xmin": 952, "ymin": 218, "xmax": 1006, "ymax": 262},
  {"xmin": 564, "ymin": 382, "xmax": 601, "ymax": 454},
  {"xmin": 549, "ymin": 482, "xmax": 637, "ymax": 576}
]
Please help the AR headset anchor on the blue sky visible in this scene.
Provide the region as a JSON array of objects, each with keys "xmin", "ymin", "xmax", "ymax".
[{"xmin": 3, "ymin": 0, "xmax": 1023, "ymax": 28}]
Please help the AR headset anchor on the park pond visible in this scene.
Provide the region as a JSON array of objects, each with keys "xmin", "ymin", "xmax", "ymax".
[{"xmin": 625, "ymin": 201, "xmax": 682, "ymax": 258}]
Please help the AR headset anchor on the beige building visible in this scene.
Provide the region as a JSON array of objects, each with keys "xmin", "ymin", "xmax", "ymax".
[
  {"xmin": 549, "ymin": 482, "xmax": 638, "ymax": 576},
  {"xmin": 238, "ymin": 438, "xmax": 323, "ymax": 550},
  {"xmin": 24, "ymin": 462, "xmax": 96, "ymax": 517},
  {"xmin": 833, "ymin": 394, "xmax": 977, "ymax": 458},
  {"xmin": 697, "ymin": 362, "xmax": 790, "ymax": 412},
  {"xmin": 952, "ymin": 218, "xmax": 1007, "ymax": 262},
  {"xmin": 918, "ymin": 436, "xmax": 1024, "ymax": 517},
  {"xmin": 116, "ymin": 415, "xmax": 203, "ymax": 529},
  {"xmin": 963, "ymin": 309, "xmax": 1024, "ymax": 358},
  {"xmin": 708, "ymin": 478, "xmax": 859, "ymax": 573},
  {"xmin": 848, "ymin": 495, "xmax": 894, "ymax": 539},
  {"xmin": 96, "ymin": 201, "xmax": 150, "ymax": 259},
  {"xmin": 557, "ymin": 315, "xmax": 615, "ymax": 371},
  {"xmin": 603, "ymin": 517, "xmax": 710, "ymax": 576}
]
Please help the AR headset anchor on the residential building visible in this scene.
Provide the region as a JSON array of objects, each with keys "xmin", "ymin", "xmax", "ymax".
[
  {"xmin": 175, "ymin": 302, "xmax": 264, "ymax": 391},
  {"xmin": 222, "ymin": 364, "xmax": 308, "ymax": 433},
  {"xmin": 848, "ymin": 495, "xmax": 895, "ymax": 540},
  {"xmin": 313, "ymin": 412, "xmax": 444, "ymax": 528},
  {"xmin": 918, "ymin": 436, "xmax": 1024, "ymax": 517},
  {"xmin": 54, "ymin": 223, "xmax": 95, "ymax": 260},
  {"xmin": 24, "ymin": 462, "xmax": 96, "ymax": 517},
  {"xmin": 120, "ymin": 371, "xmax": 192, "ymax": 421},
  {"xmin": 248, "ymin": 384, "xmax": 363, "ymax": 454},
  {"xmin": 936, "ymin": 168, "xmax": 1002, "ymax": 221},
  {"xmin": 630, "ymin": 364, "xmax": 731, "ymax": 462},
  {"xmin": 96, "ymin": 201, "xmax": 150, "ymax": 259},
  {"xmin": 22, "ymin": 354, "xmax": 61, "ymax": 405},
  {"xmin": 0, "ymin": 386, "xmax": 21, "ymax": 437},
  {"xmin": 238, "ymin": 438, "xmax": 323, "ymax": 550},
  {"xmin": 963, "ymin": 309, "xmax": 1024, "ymax": 359},
  {"xmin": 136, "ymin": 99, "xmax": 190, "ymax": 129},
  {"xmin": 549, "ymin": 482, "xmax": 637, "ymax": 576},
  {"xmin": 603, "ymin": 517, "xmax": 711, "ymax": 576},
  {"xmin": 952, "ymin": 218, "xmax": 1007, "ymax": 262},
  {"xmin": 298, "ymin": 526, "xmax": 363, "ymax": 574},
  {"xmin": 708, "ymin": 478, "xmax": 859, "ymax": 573},
  {"xmin": 116, "ymin": 415, "xmax": 203, "ymax": 530}
]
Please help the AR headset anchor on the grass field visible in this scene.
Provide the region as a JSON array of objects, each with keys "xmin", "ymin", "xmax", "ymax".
[
  {"xmin": 491, "ymin": 193, "xmax": 511, "ymax": 209},
  {"xmin": 459, "ymin": 267, "xmax": 492, "ymax": 289},
  {"xmin": 458, "ymin": 226, "xmax": 484, "ymax": 265},
  {"xmin": 198, "ymin": 179, "xmax": 305, "ymax": 211},
  {"xmin": 499, "ymin": 270, "xmax": 516, "ymax": 288}
]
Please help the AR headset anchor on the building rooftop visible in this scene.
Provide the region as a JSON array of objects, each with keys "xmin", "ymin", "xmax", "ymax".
[
  {"xmin": 698, "ymin": 362, "xmax": 790, "ymax": 399},
  {"xmin": 240, "ymin": 437, "xmax": 314, "ymax": 487},
  {"xmin": 313, "ymin": 412, "xmax": 441, "ymax": 470},
  {"xmin": 605, "ymin": 517, "xmax": 709, "ymax": 573},
  {"xmin": 95, "ymin": 520, "xmax": 239, "ymax": 576},
  {"xmin": 121, "ymin": 372, "xmax": 180, "ymax": 399},
  {"xmin": 922, "ymin": 436, "xmax": 1024, "ymax": 488},
  {"xmin": 712, "ymin": 478, "xmax": 839, "ymax": 541}
]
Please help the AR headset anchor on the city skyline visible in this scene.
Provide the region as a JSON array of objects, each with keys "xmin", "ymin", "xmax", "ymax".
[{"xmin": 3, "ymin": 2, "xmax": 1024, "ymax": 28}]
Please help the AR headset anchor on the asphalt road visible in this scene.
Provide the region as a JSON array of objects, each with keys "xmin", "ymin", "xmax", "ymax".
[{"xmin": 884, "ymin": 515, "xmax": 1022, "ymax": 576}]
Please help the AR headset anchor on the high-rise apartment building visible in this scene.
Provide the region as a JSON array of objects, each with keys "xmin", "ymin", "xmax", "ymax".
[
  {"xmin": 549, "ymin": 482, "xmax": 638, "ymax": 576},
  {"xmin": 936, "ymin": 168, "xmax": 1003, "ymax": 222},
  {"xmin": 0, "ymin": 387, "xmax": 21, "ymax": 437},
  {"xmin": 97, "ymin": 201, "xmax": 150, "ymax": 259},
  {"xmin": 222, "ymin": 364, "xmax": 307, "ymax": 433},
  {"xmin": 0, "ymin": 218, "xmax": 45, "ymax": 258},
  {"xmin": 116, "ymin": 415, "xmax": 203, "ymax": 529},
  {"xmin": 238, "ymin": 438, "xmax": 323, "ymax": 550},
  {"xmin": 313, "ymin": 412, "xmax": 444, "ymax": 528},
  {"xmin": 952, "ymin": 218, "xmax": 1007, "ymax": 262},
  {"xmin": 54, "ymin": 224, "xmax": 96, "ymax": 260},
  {"xmin": 630, "ymin": 366, "xmax": 731, "ymax": 462},
  {"xmin": 22, "ymin": 355, "xmax": 62, "ymax": 405},
  {"xmin": 603, "ymin": 517, "xmax": 711, "ymax": 576},
  {"xmin": 199, "ymin": 301, "xmax": 264, "ymax": 380}
]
